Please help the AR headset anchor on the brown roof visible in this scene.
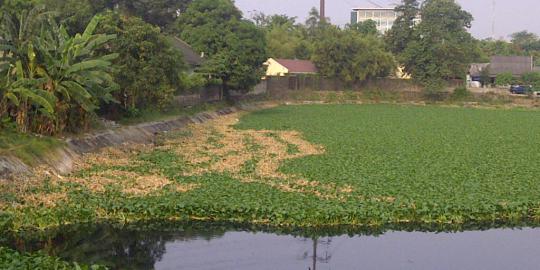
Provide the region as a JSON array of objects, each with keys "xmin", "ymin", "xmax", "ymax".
[
  {"xmin": 489, "ymin": 56, "xmax": 533, "ymax": 76},
  {"xmin": 275, "ymin": 59, "xmax": 318, "ymax": 74}
]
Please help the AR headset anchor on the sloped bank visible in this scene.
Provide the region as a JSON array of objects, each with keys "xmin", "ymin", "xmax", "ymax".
[{"xmin": 0, "ymin": 107, "xmax": 239, "ymax": 180}]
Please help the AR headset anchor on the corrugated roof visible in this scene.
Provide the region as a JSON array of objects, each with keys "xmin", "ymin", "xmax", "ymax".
[
  {"xmin": 490, "ymin": 56, "xmax": 533, "ymax": 76},
  {"xmin": 275, "ymin": 59, "xmax": 318, "ymax": 74},
  {"xmin": 167, "ymin": 36, "xmax": 203, "ymax": 67}
]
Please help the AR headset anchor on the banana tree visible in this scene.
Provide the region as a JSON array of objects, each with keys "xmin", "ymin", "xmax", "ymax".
[
  {"xmin": 0, "ymin": 7, "xmax": 118, "ymax": 134},
  {"xmin": 35, "ymin": 15, "xmax": 118, "ymax": 133},
  {"xmin": 0, "ymin": 6, "xmax": 55, "ymax": 132}
]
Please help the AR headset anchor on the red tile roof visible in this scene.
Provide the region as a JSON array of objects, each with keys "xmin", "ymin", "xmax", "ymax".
[{"xmin": 275, "ymin": 59, "xmax": 318, "ymax": 74}]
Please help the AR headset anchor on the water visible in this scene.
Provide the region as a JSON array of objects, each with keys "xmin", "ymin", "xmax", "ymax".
[{"xmin": 6, "ymin": 223, "xmax": 540, "ymax": 270}]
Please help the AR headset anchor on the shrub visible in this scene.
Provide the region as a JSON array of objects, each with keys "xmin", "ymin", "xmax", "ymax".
[
  {"xmin": 495, "ymin": 72, "xmax": 515, "ymax": 86},
  {"xmin": 522, "ymin": 72, "xmax": 540, "ymax": 91},
  {"xmin": 451, "ymin": 86, "xmax": 470, "ymax": 100}
]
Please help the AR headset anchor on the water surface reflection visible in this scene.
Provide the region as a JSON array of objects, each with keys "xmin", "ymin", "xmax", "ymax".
[{"xmin": 6, "ymin": 222, "xmax": 540, "ymax": 270}]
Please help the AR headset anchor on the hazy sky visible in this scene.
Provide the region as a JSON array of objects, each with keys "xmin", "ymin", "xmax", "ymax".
[{"xmin": 235, "ymin": 0, "xmax": 540, "ymax": 39}]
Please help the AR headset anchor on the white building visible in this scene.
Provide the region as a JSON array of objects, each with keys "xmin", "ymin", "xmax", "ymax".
[{"xmin": 351, "ymin": 7, "xmax": 398, "ymax": 33}]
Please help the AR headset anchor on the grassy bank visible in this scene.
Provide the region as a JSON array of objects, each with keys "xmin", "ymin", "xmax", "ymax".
[
  {"xmin": 0, "ymin": 102, "xmax": 228, "ymax": 169},
  {"xmin": 0, "ymin": 130, "xmax": 64, "ymax": 166},
  {"xmin": 2, "ymin": 104, "xmax": 540, "ymax": 235},
  {"xmin": 116, "ymin": 102, "xmax": 228, "ymax": 125}
]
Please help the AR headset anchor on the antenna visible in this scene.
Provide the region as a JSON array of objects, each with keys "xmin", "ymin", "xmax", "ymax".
[
  {"xmin": 367, "ymin": 0, "xmax": 384, "ymax": 8},
  {"xmin": 320, "ymin": 0, "xmax": 326, "ymax": 22},
  {"xmin": 491, "ymin": 0, "xmax": 496, "ymax": 39}
]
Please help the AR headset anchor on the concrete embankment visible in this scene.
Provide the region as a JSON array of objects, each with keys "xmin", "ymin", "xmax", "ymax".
[{"xmin": 0, "ymin": 107, "xmax": 238, "ymax": 179}]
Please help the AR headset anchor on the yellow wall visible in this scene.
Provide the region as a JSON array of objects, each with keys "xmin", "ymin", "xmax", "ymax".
[{"xmin": 265, "ymin": 58, "xmax": 289, "ymax": 76}]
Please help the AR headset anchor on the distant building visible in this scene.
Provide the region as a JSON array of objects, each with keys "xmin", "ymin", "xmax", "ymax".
[
  {"xmin": 351, "ymin": 7, "xmax": 398, "ymax": 33},
  {"xmin": 489, "ymin": 56, "xmax": 534, "ymax": 77},
  {"xmin": 264, "ymin": 58, "xmax": 318, "ymax": 77},
  {"xmin": 167, "ymin": 36, "xmax": 203, "ymax": 70},
  {"xmin": 468, "ymin": 56, "xmax": 535, "ymax": 86}
]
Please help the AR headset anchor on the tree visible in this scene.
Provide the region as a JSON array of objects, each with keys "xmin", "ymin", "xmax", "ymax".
[
  {"xmin": 253, "ymin": 13, "xmax": 310, "ymax": 59},
  {"xmin": 479, "ymin": 67, "xmax": 491, "ymax": 87},
  {"xmin": 511, "ymin": 31, "xmax": 540, "ymax": 52},
  {"xmin": 384, "ymin": 0, "xmax": 420, "ymax": 55},
  {"xmin": 34, "ymin": 0, "xmax": 109, "ymax": 34},
  {"xmin": 401, "ymin": 0, "xmax": 477, "ymax": 90},
  {"xmin": 0, "ymin": 7, "xmax": 118, "ymax": 134},
  {"xmin": 175, "ymin": 0, "xmax": 267, "ymax": 99},
  {"xmin": 0, "ymin": 5, "xmax": 57, "ymax": 133},
  {"xmin": 346, "ymin": 20, "xmax": 378, "ymax": 36},
  {"xmin": 251, "ymin": 12, "xmax": 297, "ymax": 29},
  {"xmin": 35, "ymin": 0, "xmax": 192, "ymax": 33},
  {"xmin": 114, "ymin": 0, "xmax": 192, "ymax": 28},
  {"xmin": 477, "ymin": 39, "xmax": 521, "ymax": 62},
  {"xmin": 312, "ymin": 26, "xmax": 395, "ymax": 84},
  {"xmin": 305, "ymin": 7, "xmax": 330, "ymax": 37},
  {"xmin": 96, "ymin": 11, "xmax": 186, "ymax": 115}
]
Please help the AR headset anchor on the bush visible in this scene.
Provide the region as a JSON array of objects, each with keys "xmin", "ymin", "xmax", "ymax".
[
  {"xmin": 495, "ymin": 72, "xmax": 515, "ymax": 86},
  {"xmin": 451, "ymin": 86, "xmax": 470, "ymax": 100},
  {"xmin": 522, "ymin": 72, "xmax": 540, "ymax": 91}
]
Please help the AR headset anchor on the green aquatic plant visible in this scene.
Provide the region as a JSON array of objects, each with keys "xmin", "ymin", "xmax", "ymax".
[
  {"xmin": 0, "ymin": 247, "xmax": 107, "ymax": 270},
  {"xmin": 3, "ymin": 104, "xmax": 540, "ymax": 235}
]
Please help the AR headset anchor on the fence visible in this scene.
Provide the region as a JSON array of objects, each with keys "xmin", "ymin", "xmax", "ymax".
[
  {"xmin": 261, "ymin": 76, "xmax": 421, "ymax": 98},
  {"xmin": 174, "ymin": 85, "xmax": 223, "ymax": 107}
]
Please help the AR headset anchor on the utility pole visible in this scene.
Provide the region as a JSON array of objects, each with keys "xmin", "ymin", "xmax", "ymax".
[{"xmin": 320, "ymin": 0, "xmax": 325, "ymax": 22}]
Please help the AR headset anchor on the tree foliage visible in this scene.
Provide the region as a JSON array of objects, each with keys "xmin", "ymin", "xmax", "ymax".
[
  {"xmin": 312, "ymin": 26, "xmax": 395, "ymax": 83},
  {"xmin": 347, "ymin": 20, "xmax": 378, "ymax": 36},
  {"xmin": 96, "ymin": 12, "xmax": 186, "ymax": 116},
  {"xmin": 400, "ymin": 0, "xmax": 477, "ymax": 90},
  {"xmin": 0, "ymin": 7, "xmax": 118, "ymax": 134},
  {"xmin": 384, "ymin": 0, "xmax": 420, "ymax": 55},
  {"xmin": 175, "ymin": 0, "xmax": 267, "ymax": 97},
  {"xmin": 253, "ymin": 13, "xmax": 310, "ymax": 59}
]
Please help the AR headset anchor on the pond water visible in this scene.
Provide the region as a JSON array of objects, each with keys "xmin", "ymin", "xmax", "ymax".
[{"xmin": 6, "ymin": 223, "xmax": 540, "ymax": 270}]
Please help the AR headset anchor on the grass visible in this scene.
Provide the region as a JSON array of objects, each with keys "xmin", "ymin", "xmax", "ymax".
[
  {"xmin": 3, "ymin": 104, "xmax": 540, "ymax": 235},
  {"xmin": 0, "ymin": 129, "xmax": 64, "ymax": 166},
  {"xmin": 117, "ymin": 102, "xmax": 228, "ymax": 125}
]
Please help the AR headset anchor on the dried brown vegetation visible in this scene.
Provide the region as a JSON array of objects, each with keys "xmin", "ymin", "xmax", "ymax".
[{"xmin": 163, "ymin": 114, "xmax": 353, "ymax": 199}]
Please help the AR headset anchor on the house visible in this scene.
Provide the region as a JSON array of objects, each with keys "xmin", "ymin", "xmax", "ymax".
[
  {"xmin": 489, "ymin": 56, "xmax": 533, "ymax": 77},
  {"xmin": 469, "ymin": 56, "xmax": 535, "ymax": 85},
  {"xmin": 167, "ymin": 36, "xmax": 203, "ymax": 70},
  {"xmin": 264, "ymin": 58, "xmax": 318, "ymax": 77}
]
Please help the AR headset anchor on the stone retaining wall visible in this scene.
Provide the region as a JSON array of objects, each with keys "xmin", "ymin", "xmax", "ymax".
[{"xmin": 0, "ymin": 107, "xmax": 238, "ymax": 180}]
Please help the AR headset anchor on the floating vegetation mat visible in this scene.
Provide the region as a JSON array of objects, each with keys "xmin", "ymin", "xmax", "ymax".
[{"xmin": 3, "ymin": 104, "xmax": 540, "ymax": 237}]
